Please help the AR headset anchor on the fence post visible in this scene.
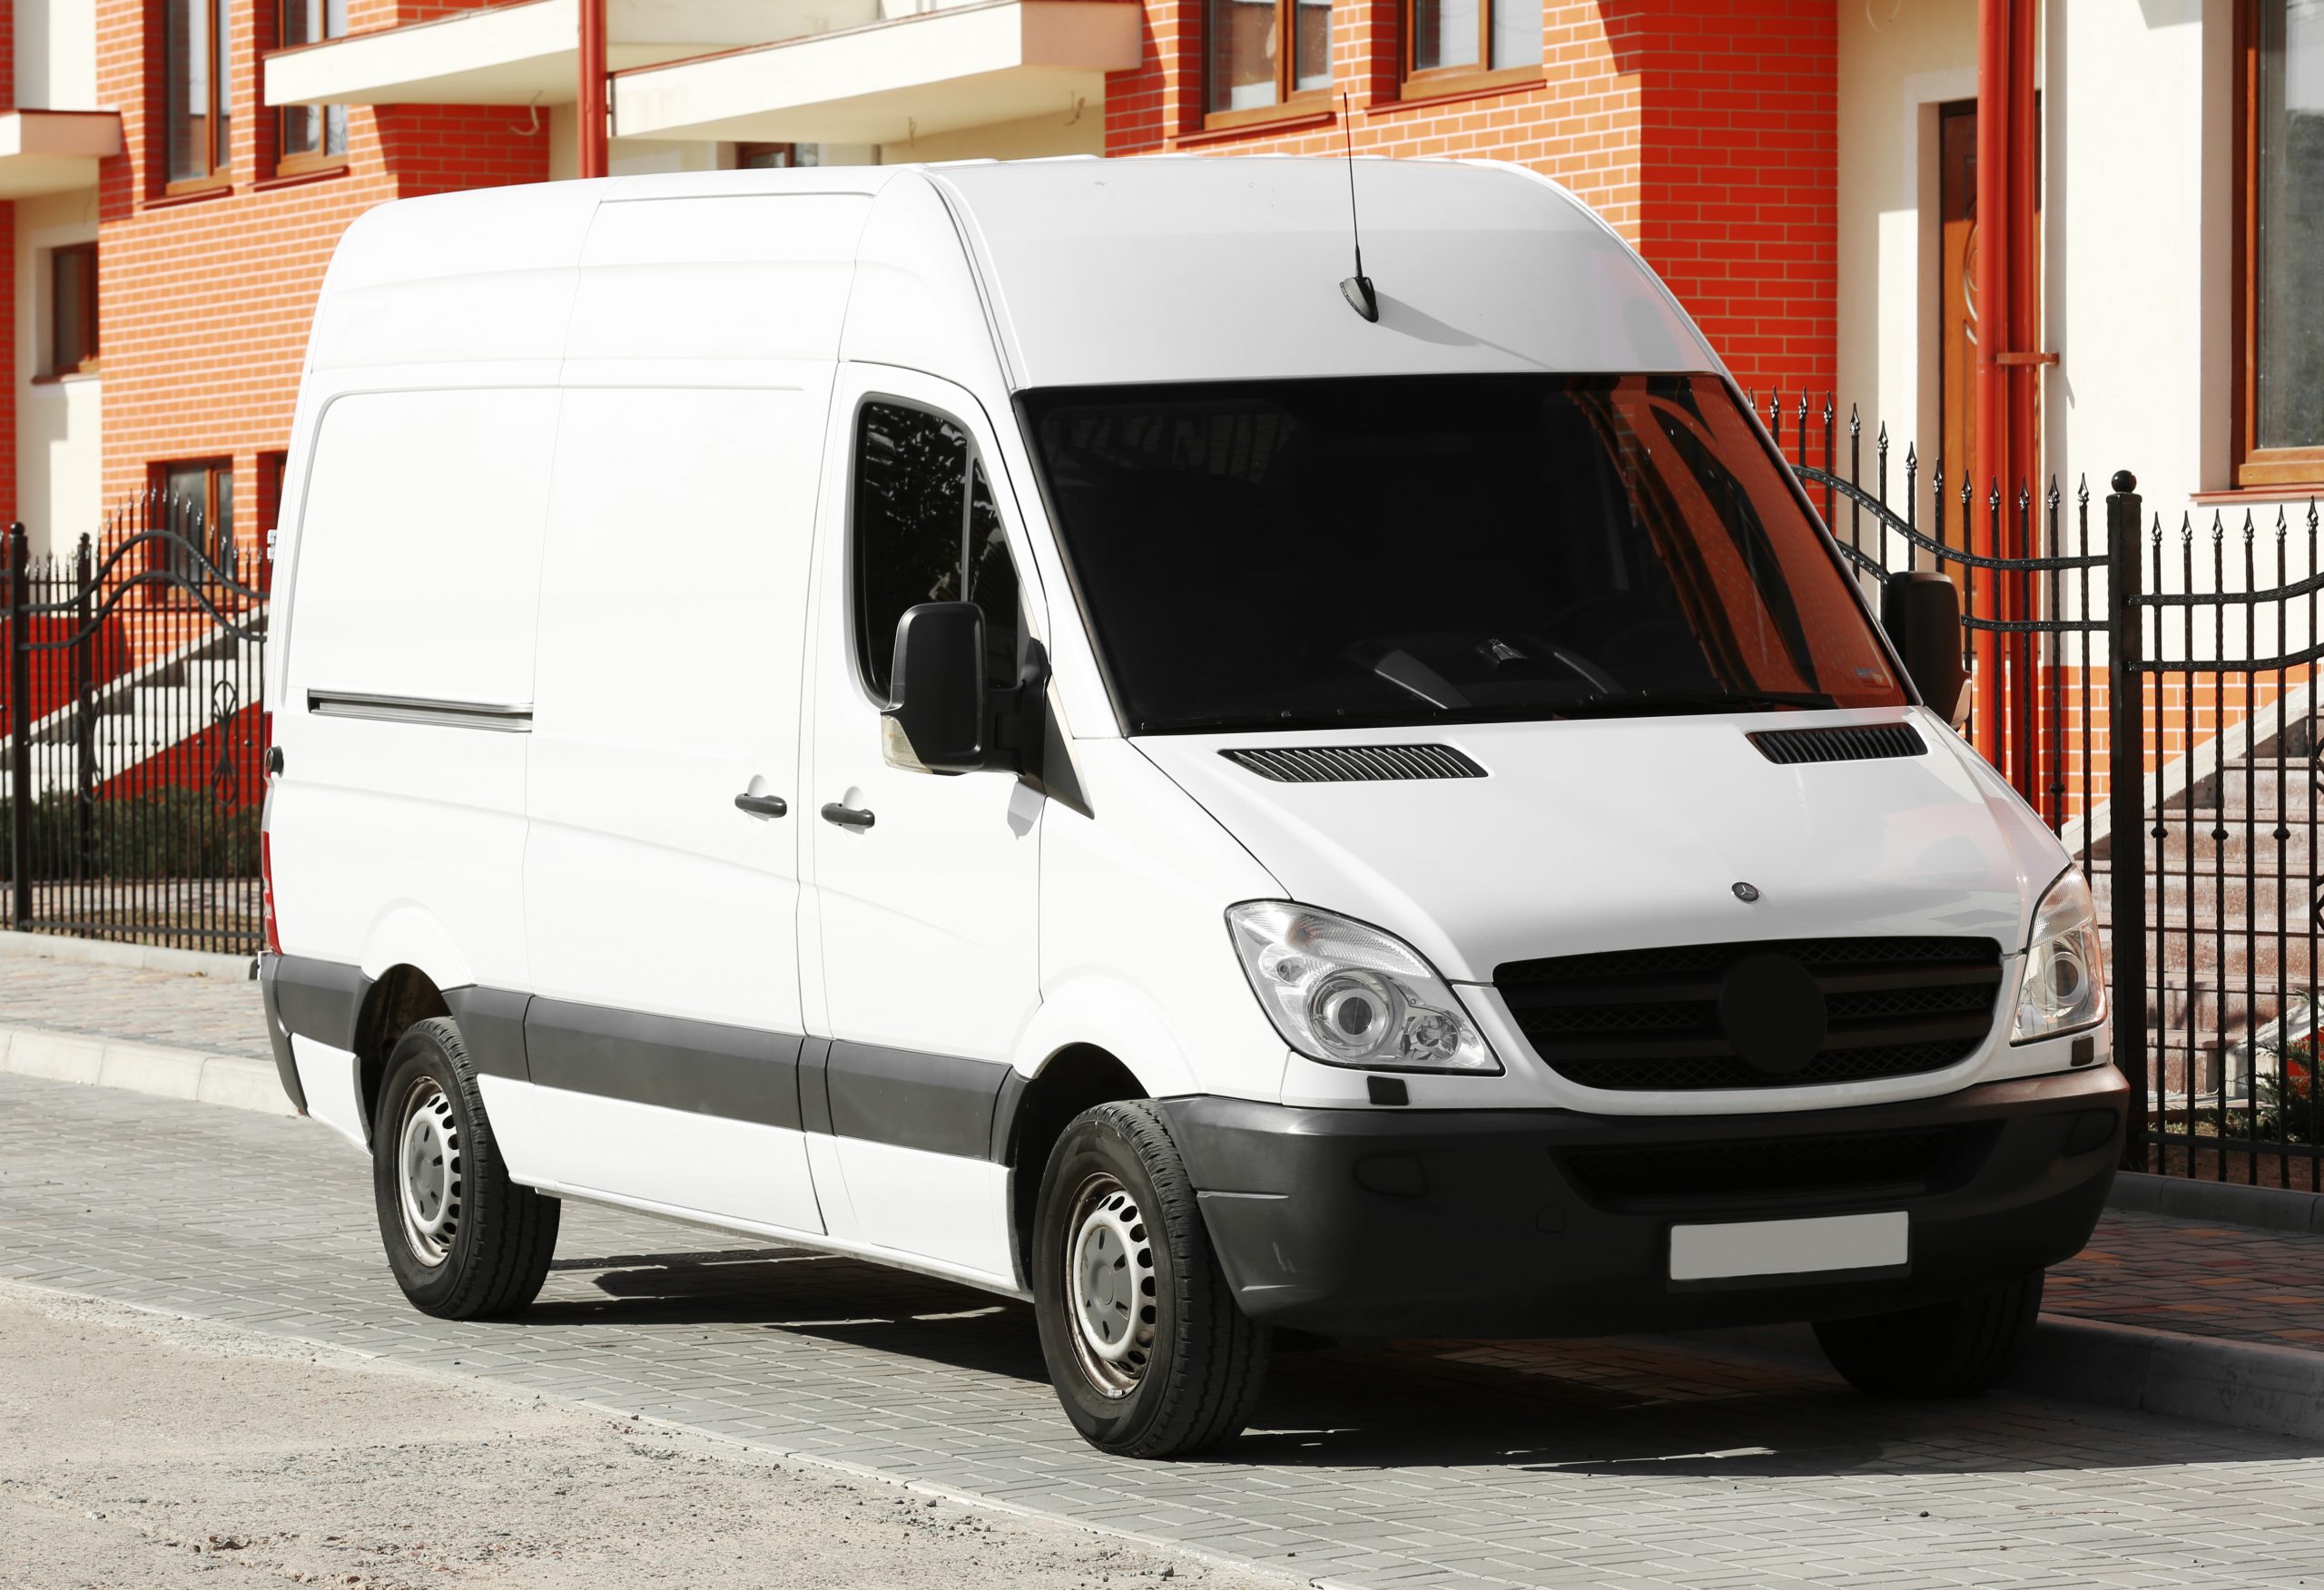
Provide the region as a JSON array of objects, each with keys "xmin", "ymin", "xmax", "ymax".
[
  {"xmin": 6, "ymin": 523, "xmax": 30, "ymax": 929},
  {"xmin": 2104, "ymin": 473, "xmax": 2148, "ymax": 1173}
]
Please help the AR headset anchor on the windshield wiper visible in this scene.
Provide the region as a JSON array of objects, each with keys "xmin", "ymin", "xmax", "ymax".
[{"xmin": 1551, "ymin": 689, "xmax": 1837, "ymax": 718}]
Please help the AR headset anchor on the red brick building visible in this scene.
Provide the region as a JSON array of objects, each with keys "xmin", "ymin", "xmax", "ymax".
[
  {"xmin": 0, "ymin": 0, "xmax": 1846, "ymax": 563},
  {"xmin": 0, "ymin": 1, "xmax": 2311, "ymax": 577},
  {"xmin": 1105, "ymin": 1, "xmax": 1837, "ymax": 396}
]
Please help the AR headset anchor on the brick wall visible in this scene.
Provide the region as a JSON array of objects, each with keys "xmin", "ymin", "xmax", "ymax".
[
  {"xmin": 1106, "ymin": 0, "xmax": 1834, "ymax": 393},
  {"xmin": 93, "ymin": 0, "xmax": 547, "ymax": 558}
]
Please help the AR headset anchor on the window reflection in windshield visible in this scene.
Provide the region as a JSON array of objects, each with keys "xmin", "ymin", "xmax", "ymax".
[{"xmin": 1022, "ymin": 373, "xmax": 1904, "ymax": 733}]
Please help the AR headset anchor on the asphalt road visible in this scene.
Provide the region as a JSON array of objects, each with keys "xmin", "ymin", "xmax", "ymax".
[{"xmin": 3, "ymin": 1072, "xmax": 2321, "ymax": 1589}]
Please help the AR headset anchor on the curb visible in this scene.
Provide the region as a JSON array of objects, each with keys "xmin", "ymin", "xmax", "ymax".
[
  {"xmin": 0, "ymin": 928, "xmax": 257, "ymax": 983},
  {"xmin": 2011, "ymin": 1314, "xmax": 2324, "ymax": 1442},
  {"xmin": 0, "ymin": 1025, "xmax": 294, "ymax": 1118},
  {"xmin": 2107, "ymin": 1168, "xmax": 2324, "ymax": 1236},
  {"xmin": 1685, "ymin": 1312, "xmax": 2324, "ymax": 1447}
]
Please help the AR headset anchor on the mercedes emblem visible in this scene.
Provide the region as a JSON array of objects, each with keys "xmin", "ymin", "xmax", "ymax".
[{"xmin": 1731, "ymin": 881, "xmax": 1761, "ymax": 903}]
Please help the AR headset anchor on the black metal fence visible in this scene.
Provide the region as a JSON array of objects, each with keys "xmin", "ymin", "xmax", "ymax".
[
  {"xmin": 2, "ymin": 491, "xmax": 268, "ymax": 957},
  {"xmin": 1768, "ymin": 390, "xmax": 2324, "ymax": 1187}
]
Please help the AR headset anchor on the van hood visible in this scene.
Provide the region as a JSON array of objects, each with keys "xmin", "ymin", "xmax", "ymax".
[{"xmin": 1133, "ymin": 710, "xmax": 2067, "ymax": 983}]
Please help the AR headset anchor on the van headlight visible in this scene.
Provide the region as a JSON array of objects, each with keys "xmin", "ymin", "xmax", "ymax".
[
  {"xmin": 1226, "ymin": 901, "xmax": 1502, "ymax": 1074},
  {"xmin": 2011, "ymin": 866, "xmax": 2108, "ymax": 1044}
]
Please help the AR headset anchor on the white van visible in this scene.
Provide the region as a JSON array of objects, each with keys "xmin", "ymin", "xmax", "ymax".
[{"xmin": 260, "ymin": 156, "xmax": 2124, "ymax": 1458}]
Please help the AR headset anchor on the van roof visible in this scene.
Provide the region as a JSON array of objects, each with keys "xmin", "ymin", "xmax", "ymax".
[{"xmin": 314, "ymin": 157, "xmax": 1720, "ymax": 388}]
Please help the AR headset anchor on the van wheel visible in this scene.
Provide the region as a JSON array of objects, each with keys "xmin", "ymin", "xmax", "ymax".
[
  {"xmin": 371, "ymin": 1016, "xmax": 560, "ymax": 1320},
  {"xmin": 1031, "ymin": 1102, "xmax": 1270, "ymax": 1458},
  {"xmin": 1813, "ymin": 1269, "xmax": 2044, "ymax": 1399}
]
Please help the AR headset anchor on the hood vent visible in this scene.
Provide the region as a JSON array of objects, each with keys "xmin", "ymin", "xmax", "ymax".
[
  {"xmin": 1748, "ymin": 722, "xmax": 1927, "ymax": 767},
  {"xmin": 1223, "ymin": 744, "xmax": 1485, "ymax": 783}
]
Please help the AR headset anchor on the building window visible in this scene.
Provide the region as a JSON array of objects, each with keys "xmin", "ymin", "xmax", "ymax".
[
  {"xmin": 736, "ymin": 142, "xmax": 819, "ymax": 169},
  {"xmin": 2238, "ymin": 0, "xmax": 2324, "ymax": 487},
  {"xmin": 156, "ymin": 459, "xmax": 235, "ymax": 583},
  {"xmin": 48, "ymin": 244, "xmax": 99, "ymax": 378},
  {"xmin": 1206, "ymin": 0, "xmax": 1333, "ymax": 119},
  {"xmin": 1407, "ymin": 0, "xmax": 1541, "ymax": 90},
  {"xmin": 165, "ymin": 0, "xmax": 233, "ymax": 185},
  {"xmin": 279, "ymin": 0, "xmax": 350, "ymax": 169}
]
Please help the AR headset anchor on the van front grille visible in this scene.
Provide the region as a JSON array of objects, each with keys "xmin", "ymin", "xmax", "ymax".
[
  {"xmin": 1559, "ymin": 1126, "xmax": 1974, "ymax": 1211},
  {"xmin": 1495, "ymin": 936, "xmax": 2004, "ymax": 1091}
]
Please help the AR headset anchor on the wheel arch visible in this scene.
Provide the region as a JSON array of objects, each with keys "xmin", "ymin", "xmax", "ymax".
[
  {"xmin": 997, "ymin": 1042, "xmax": 1151, "ymax": 1291},
  {"xmin": 350, "ymin": 964, "xmax": 452, "ymax": 1144}
]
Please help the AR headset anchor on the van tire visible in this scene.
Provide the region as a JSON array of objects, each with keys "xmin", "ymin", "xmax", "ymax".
[
  {"xmin": 1813, "ymin": 1269, "xmax": 2044, "ymax": 1399},
  {"xmin": 1031, "ymin": 1101, "xmax": 1270, "ymax": 1458},
  {"xmin": 371, "ymin": 1016, "xmax": 560, "ymax": 1320}
]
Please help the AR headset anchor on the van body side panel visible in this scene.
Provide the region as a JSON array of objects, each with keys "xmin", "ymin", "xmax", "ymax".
[
  {"xmin": 291, "ymin": 1036, "xmax": 365, "ymax": 1151},
  {"xmin": 1026, "ymin": 740, "xmax": 1290, "ymax": 1105},
  {"xmin": 514, "ymin": 193, "xmax": 866, "ymax": 1234},
  {"xmin": 268, "ymin": 388, "xmax": 557, "ymax": 1010}
]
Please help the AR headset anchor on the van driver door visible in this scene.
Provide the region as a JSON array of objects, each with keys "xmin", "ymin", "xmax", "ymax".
[{"xmin": 802, "ymin": 368, "xmax": 1045, "ymax": 1282}]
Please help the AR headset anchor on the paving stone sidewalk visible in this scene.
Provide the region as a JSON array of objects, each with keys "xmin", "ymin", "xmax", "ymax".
[
  {"xmin": 6, "ymin": 953, "xmax": 2324, "ymax": 1358},
  {"xmin": 5, "ymin": 1070, "xmax": 2324, "ymax": 1590}
]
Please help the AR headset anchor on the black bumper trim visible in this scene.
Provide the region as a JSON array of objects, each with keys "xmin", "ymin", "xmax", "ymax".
[
  {"xmin": 256, "ymin": 953, "xmax": 306, "ymax": 1114},
  {"xmin": 1161, "ymin": 1066, "xmax": 2127, "ymax": 1340}
]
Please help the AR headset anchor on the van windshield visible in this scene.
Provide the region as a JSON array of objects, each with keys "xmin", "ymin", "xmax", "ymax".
[{"xmin": 1019, "ymin": 374, "xmax": 1907, "ymax": 734}]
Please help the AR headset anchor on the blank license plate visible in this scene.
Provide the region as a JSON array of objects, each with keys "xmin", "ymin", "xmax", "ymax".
[{"xmin": 1669, "ymin": 1211, "xmax": 1908, "ymax": 1282}]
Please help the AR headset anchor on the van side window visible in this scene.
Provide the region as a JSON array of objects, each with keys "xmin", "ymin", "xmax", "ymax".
[{"xmin": 852, "ymin": 400, "xmax": 1021, "ymax": 700}]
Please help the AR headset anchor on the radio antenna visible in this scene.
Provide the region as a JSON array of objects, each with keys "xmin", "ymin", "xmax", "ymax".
[{"xmin": 1337, "ymin": 93, "xmax": 1377, "ymax": 322}]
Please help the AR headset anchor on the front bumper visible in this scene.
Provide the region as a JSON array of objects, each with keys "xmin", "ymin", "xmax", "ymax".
[{"xmin": 1162, "ymin": 1064, "xmax": 2125, "ymax": 1340}]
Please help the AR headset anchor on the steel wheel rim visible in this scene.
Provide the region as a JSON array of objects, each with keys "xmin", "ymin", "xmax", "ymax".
[
  {"xmin": 1063, "ymin": 1172, "xmax": 1157, "ymax": 1397},
  {"xmin": 394, "ymin": 1075, "xmax": 461, "ymax": 1268}
]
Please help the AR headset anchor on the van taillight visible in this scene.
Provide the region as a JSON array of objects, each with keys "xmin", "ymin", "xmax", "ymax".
[{"xmin": 261, "ymin": 830, "xmax": 282, "ymax": 957}]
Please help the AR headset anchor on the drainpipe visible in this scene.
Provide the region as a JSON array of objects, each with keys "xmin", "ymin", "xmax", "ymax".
[
  {"xmin": 1974, "ymin": 0, "xmax": 2042, "ymax": 791},
  {"xmin": 578, "ymin": 0, "xmax": 608, "ymax": 179}
]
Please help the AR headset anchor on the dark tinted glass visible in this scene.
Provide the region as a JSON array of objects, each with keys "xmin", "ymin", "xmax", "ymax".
[
  {"xmin": 1023, "ymin": 374, "xmax": 1905, "ymax": 733},
  {"xmin": 2257, "ymin": 0, "xmax": 2324, "ymax": 449},
  {"xmin": 852, "ymin": 402, "xmax": 1020, "ymax": 700}
]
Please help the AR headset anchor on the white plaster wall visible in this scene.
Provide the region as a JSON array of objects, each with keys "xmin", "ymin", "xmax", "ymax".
[
  {"xmin": 15, "ymin": 191, "xmax": 103, "ymax": 561},
  {"xmin": 876, "ymin": 104, "xmax": 1103, "ymax": 162},
  {"xmin": 1840, "ymin": 3, "xmax": 2279, "ymax": 525},
  {"xmin": 1836, "ymin": 0, "xmax": 1975, "ymax": 477},
  {"xmin": 16, "ymin": 0, "xmax": 102, "ymax": 110}
]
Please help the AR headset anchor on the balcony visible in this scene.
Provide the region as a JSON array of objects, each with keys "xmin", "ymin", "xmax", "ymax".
[
  {"xmin": 607, "ymin": 1, "xmax": 1140, "ymax": 147},
  {"xmin": 262, "ymin": 0, "xmax": 842, "ymax": 108},
  {"xmin": 264, "ymin": 0, "xmax": 1138, "ymax": 154},
  {"xmin": 0, "ymin": 111, "xmax": 121, "ymax": 199}
]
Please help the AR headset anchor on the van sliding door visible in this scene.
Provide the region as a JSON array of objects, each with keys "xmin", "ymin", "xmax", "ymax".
[{"xmin": 521, "ymin": 384, "xmax": 824, "ymax": 1234}]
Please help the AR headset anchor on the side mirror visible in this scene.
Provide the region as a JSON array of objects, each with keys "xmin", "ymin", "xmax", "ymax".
[
  {"xmin": 1882, "ymin": 571, "xmax": 1970, "ymax": 728},
  {"xmin": 882, "ymin": 602, "xmax": 987, "ymax": 774}
]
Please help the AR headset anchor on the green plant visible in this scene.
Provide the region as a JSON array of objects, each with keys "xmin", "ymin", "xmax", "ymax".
[{"xmin": 0, "ymin": 790, "xmax": 260, "ymax": 881}]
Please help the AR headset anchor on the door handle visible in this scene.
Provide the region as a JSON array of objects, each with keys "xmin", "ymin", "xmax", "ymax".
[
  {"xmin": 734, "ymin": 791, "xmax": 788, "ymax": 819},
  {"xmin": 819, "ymin": 801, "xmax": 875, "ymax": 830}
]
